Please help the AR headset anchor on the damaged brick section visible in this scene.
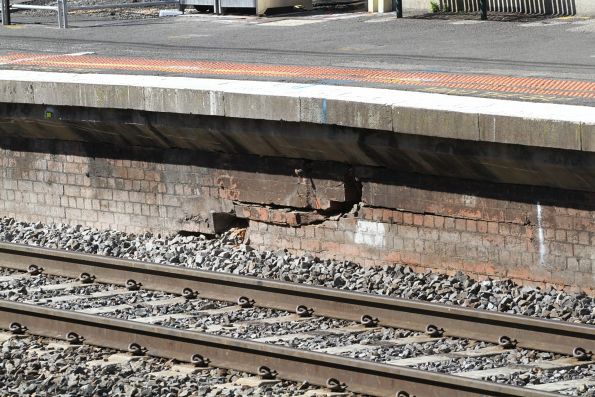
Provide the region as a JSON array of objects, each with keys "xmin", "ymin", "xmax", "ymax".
[
  {"xmin": 219, "ymin": 159, "xmax": 361, "ymax": 228},
  {"xmin": 248, "ymin": 170, "xmax": 595, "ymax": 292},
  {"xmin": 0, "ymin": 137, "xmax": 361, "ymax": 234},
  {"xmin": 234, "ymin": 204, "xmax": 326, "ymax": 227},
  {"xmin": 0, "ymin": 136, "xmax": 592, "ymax": 291},
  {"xmin": 216, "ymin": 160, "xmax": 360, "ymax": 211}
]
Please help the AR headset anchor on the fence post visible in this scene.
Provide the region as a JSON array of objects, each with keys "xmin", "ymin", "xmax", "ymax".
[
  {"xmin": 62, "ymin": 0, "xmax": 68, "ymax": 28},
  {"xmin": 1, "ymin": 0, "xmax": 10, "ymax": 26},
  {"xmin": 479, "ymin": 0, "xmax": 486, "ymax": 20},
  {"xmin": 57, "ymin": 0, "xmax": 68, "ymax": 28},
  {"xmin": 395, "ymin": 0, "xmax": 402, "ymax": 18},
  {"xmin": 57, "ymin": 0, "xmax": 63, "ymax": 27}
]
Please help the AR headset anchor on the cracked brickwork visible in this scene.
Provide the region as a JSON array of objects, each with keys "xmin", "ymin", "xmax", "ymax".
[
  {"xmin": 0, "ymin": 137, "xmax": 354, "ymax": 234},
  {"xmin": 249, "ymin": 172, "xmax": 595, "ymax": 291},
  {"xmin": 0, "ymin": 136, "xmax": 593, "ymax": 290}
]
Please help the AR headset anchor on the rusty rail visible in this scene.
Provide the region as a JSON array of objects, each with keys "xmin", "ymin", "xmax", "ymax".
[
  {"xmin": 0, "ymin": 300, "xmax": 563, "ymax": 397},
  {"xmin": 0, "ymin": 242, "xmax": 593, "ymax": 357}
]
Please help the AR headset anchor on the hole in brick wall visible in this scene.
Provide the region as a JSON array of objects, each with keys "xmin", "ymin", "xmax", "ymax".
[
  {"xmin": 213, "ymin": 213, "xmax": 248, "ymax": 234},
  {"xmin": 178, "ymin": 216, "xmax": 248, "ymax": 239},
  {"xmin": 178, "ymin": 230, "xmax": 217, "ymax": 239}
]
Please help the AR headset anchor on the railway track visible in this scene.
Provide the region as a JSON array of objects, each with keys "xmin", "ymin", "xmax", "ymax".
[{"xmin": 1, "ymin": 242, "xmax": 594, "ymax": 397}]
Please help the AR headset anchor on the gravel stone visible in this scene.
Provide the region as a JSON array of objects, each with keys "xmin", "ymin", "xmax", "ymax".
[
  {"xmin": 0, "ymin": 218, "xmax": 593, "ymax": 395},
  {"xmin": 0, "ymin": 218, "xmax": 592, "ymax": 325},
  {"xmin": 0, "ymin": 334, "xmax": 335, "ymax": 396}
]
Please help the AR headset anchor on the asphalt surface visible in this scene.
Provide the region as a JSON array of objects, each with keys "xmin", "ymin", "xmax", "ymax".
[{"xmin": 1, "ymin": 8, "xmax": 595, "ymax": 104}]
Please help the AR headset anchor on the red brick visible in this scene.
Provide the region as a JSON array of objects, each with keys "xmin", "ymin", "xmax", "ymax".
[
  {"xmin": 455, "ymin": 219, "xmax": 466, "ymax": 231},
  {"xmin": 361, "ymin": 207, "xmax": 374, "ymax": 220},
  {"xmin": 476, "ymin": 221, "xmax": 488, "ymax": 233},
  {"xmin": 369, "ymin": 208, "xmax": 381, "ymax": 221},
  {"xmin": 487, "ymin": 222, "xmax": 498, "ymax": 234},
  {"xmin": 286, "ymin": 212, "xmax": 299, "ymax": 227},
  {"xmin": 382, "ymin": 209, "xmax": 393, "ymax": 223},
  {"xmin": 423, "ymin": 215, "xmax": 434, "ymax": 228},
  {"xmin": 413, "ymin": 214, "xmax": 424, "ymax": 226},
  {"xmin": 466, "ymin": 220, "xmax": 477, "ymax": 233},
  {"xmin": 403, "ymin": 212, "xmax": 413, "ymax": 225},
  {"xmin": 392, "ymin": 211, "xmax": 404, "ymax": 224}
]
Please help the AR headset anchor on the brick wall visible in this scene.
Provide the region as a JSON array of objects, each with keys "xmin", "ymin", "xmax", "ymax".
[
  {"xmin": 0, "ymin": 136, "xmax": 593, "ymax": 291},
  {"xmin": 0, "ymin": 137, "xmax": 355, "ymax": 234},
  {"xmin": 247, "ymin": 172, "xmax": 595, "ymax": 291}
]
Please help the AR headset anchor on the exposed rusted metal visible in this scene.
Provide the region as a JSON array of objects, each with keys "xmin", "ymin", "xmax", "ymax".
[
  {"xmin": 0, "ymin": 242, "xmax": 593, "ymax": 357},
  {"xmin": 0, "ymin": 300, "xmax": 563, "ymax": 397}
]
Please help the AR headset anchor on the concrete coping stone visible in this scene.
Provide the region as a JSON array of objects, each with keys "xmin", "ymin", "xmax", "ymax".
[{"xmin": 0, "ymin": 69, "xmax": 593, "ymax": 152}]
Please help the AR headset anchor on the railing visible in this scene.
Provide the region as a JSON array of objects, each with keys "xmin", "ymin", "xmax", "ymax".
[
  {"xmin": 2, "ymin": 0, "xmax": 495, "ymax": 28},
  {"xmin": 394, "ymin": 0, "xmax": 488, "ymax": 19},
  {"xmin": 1, "ymin": 0, "xmax": 179, "ymax": 28}
]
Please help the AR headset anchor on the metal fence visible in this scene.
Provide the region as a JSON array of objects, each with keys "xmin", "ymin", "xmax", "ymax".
[{"xmin": 1, "ymin": 0, "xmax": 178, "ymax": 28}]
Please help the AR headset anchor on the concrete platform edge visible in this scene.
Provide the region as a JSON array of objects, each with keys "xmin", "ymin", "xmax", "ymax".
[{"xmin": 0, "ymin": 69, "xmax": 594, "ymax": 152}]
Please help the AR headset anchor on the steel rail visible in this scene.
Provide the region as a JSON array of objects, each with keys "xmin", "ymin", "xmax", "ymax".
[
  {"xmin": 0, "ymin": 242, "xmax": 592, "ymax": 357},
  {"xmin": 0, "ymin": 300, "xmax": 563, "ymax": 397}
]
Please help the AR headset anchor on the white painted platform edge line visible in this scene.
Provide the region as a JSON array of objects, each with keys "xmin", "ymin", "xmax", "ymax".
[
  {"xmin": 0, "ymin": 69, "xmax": 595, "ymax": 123},
  {"xmin": 0, "ymin": 52, "xmax": 93, "ymax": 66}
]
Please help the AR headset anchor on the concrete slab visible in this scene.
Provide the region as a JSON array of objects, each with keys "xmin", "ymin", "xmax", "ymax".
[
  {"xmin": 253, "ymin": 332, "xmax": 317, "ymax": 343},
  {"xmin": 455, "ymin": 357, "xmax": 594, "ymax": 379},
  {"xmin": 87, "ymin": 353, "xmax": 141, "ymax": 367},
  {"xmin": 583, "ymin": 123, "xmax": 595, "ymax": 152},
  {"xmin": 235, "ymin": 377, "xmax": 281, "ymax": 387},
  {"xmin": 204, "ymin": 313, "xmax": 311, "ymax": 332},
  {"xmin": 132, "ymin": 313, "xmax": 195, "ymax": 324},
  {"xmin": 451, "ymin": 346, "xmax": 504, "ymax": 357},
  {"xmin": 383, "ymin": 335, "xmax": 441, "ymax": 346},
  {"xmin": 14, "ymin": 280, "xmax": 85, "ymax": 297},
  {"xmin": 387, "ymin": 354, "xmax": 452, "ymax": 366},
  {"xmin": 44, "ymin": 288, "xmax": 133, "ymax": 303},
  {"xmin": 150, "ymin": 364, "xmax": 204, "ymax": 378},
  {"xmin": 317, "ymin": 343, "xmax": 374, "ymax": 354},
  {"xmin": 302, "ymin": 387, "xmax": 348, "ymax": 397},
  {"xmin": 0, "ymin": 273, "xmax": 30, "ymax": 282},
  {"xmin": 534, "ymin": 357, "xmax": 595, "ymax": 369},
  {"xmin": 199, "ymin": 305, "xmax": 242, "ymax": 315},
  {"xmin": 394, "ymin": 107, "xmax": 480, "ymax": 141},
  {"xmin": 79, "ymin": 303, "xmax": 133, "ymax": 314},
  {"xmin": 241, "ymin": 314, "xmax": 306, "ymax": 324},
  {"xmin": 455, "ymin": 366, "xmax": 522, "ymax": 379},
  {"xmin": 478, "ymin": 115, "xmax": 582, "ymax": 151},
  {"xmin": 0, "ymin": 332, "xmax": 14, "ymax": 342},
  {"xmin": 37, "ymin": 281, "xmax": 86, "ymax": 291},
  {"xmin": 323, "ymin": 325, "xmax": 381, "ymax": 334},
  {"xmin": 144, "ymin": 297, "xmax": 187, "ymax": 307},
  {"xmin": 45, "ymin": 342, "xmax": 72, "ymax": 350},
  {"xmin": 254, "ymin": 325, "xmax": 377, "ymax": 343},
  {"xmin": 526, "ymin": 377, "xmax": 595, "ymax": 392},
  {"xmin": 28, "ymin": 342, "xmax": 78, "ymax": 357},
  {"xmin": 1, "ymin": 70, "xmax": 594, "ymax": 156},
  {"xmin": 386, "ymin": 346, "xmax": 504, "ymax": 366}
]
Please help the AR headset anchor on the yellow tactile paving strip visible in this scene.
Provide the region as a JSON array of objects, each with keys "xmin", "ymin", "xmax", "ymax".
[{"xmin": 2, "ymin": 51, "xmax": 595, "ymax": 102}]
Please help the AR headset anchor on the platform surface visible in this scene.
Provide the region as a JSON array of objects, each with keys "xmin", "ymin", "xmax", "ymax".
[{"xmin": 1, "ymin": 11, "xmax": 595, "ymax": 106}]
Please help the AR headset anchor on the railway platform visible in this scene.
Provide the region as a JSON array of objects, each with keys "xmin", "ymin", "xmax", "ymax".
[
  {"xmin": 0, "ymin": 11, "xmax": 594, "ymax": 289},
  {"xmin": 0, "ymin": 9, "xmax": 594, "ymax": 397},
  {"xmin": 0, "ymin": 11, "xmax": 594, "ymax": 105}
]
